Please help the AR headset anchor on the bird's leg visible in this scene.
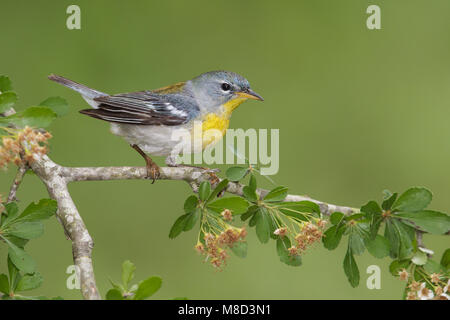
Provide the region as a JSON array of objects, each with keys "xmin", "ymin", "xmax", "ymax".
[
  {"xmin": 131, "ymin": 144, "xmax": 160, "ymax": 184},
  {"xmin": 165, "ymin": 156, "xmax": 220, "ymax": 186}
]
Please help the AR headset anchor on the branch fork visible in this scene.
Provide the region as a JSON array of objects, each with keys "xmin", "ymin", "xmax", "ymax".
[{"xmin": 16, "ymin": 152, "xmax": 356, "ymax": 299}]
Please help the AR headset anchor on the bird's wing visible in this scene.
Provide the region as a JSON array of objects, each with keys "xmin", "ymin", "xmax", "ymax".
[{"xmin": 80, "ymin": 90, "xmax": 199, "ymax": 126}]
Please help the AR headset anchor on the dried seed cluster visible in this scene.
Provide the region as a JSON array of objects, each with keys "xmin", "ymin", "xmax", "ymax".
[
  {"xmin": 275, "ymin": 220, "xmax": 326, "ymax": 257},
  {"xmin": 0, "ymin": 126, "xmax": 51, "ymax": 168},
  {"xmin": 220, "ymin": 209, "xmax": 232, "ymax": 221},
  {"xmin": 195, "ymin": 227, "xmax": 247, "ymax": 270}
]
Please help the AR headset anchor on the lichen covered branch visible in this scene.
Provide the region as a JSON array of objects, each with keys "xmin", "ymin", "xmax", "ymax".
[
  {"xmin": 29, "ymin": 155, "xmax": 101, "ymax": 300},
  {"xmin": 61, "ymin": 163, "xmax": 358, "ymax": 215},
  {"xmin": 7, "ymin": 164, "xmax": 27, "ymax": 203}
]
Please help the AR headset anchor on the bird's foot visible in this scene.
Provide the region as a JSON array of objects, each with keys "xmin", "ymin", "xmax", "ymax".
[
  {"xmin": 131, "ymin": 144, "xmax": 160, "ymax": 184},
  {"xmin": 145, "ymin": 161, "xmax": 161, "ymax": 184}
]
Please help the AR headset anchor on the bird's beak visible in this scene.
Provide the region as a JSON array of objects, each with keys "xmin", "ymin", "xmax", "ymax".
[{"xmin": 236, "ymin": 89, "xmax": 264, "ymax": 101}]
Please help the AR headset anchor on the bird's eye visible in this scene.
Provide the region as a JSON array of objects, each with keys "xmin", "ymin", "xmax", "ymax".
[{"xmin": 221, "ymin": 83, "xmax": 231, "ymax": 91}]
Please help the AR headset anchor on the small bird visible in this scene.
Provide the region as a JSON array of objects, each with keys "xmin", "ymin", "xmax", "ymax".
[{"xmin": 48, "ymin": 71, "xmax": 263, "ymax": 182}]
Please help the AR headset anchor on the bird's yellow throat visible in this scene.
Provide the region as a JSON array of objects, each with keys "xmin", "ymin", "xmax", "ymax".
[{"xmin": 195, "ymin": 97, "xmax": 248, "ymax": 148}]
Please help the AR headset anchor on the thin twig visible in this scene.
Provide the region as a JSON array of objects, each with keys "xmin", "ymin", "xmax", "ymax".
[
  {"xmin": 415, "ymin": 230, "xmax": 434, "ymax": 258},
  {"xmin": 7, "ymin": 164, "xmax": 27, "ymax": 203},
  {"xmin": 416, "ymin": 230, "xmax": 424, "ymax": 247}
]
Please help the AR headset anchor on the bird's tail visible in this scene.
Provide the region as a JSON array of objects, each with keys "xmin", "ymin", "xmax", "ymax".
[{"xmin": 48, "ymin": 74, "xmax": 106, "ymax": 100}]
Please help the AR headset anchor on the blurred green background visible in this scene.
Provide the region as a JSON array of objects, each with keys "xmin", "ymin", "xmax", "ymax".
[{"xmin": 1, "ymin": 0, "xmax": 449, "ymax": 299}]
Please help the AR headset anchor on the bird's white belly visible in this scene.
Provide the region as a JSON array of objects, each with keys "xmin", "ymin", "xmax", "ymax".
[{"xmin": 110, "ymin": 123, "xmax": 197, "ymax": 156}]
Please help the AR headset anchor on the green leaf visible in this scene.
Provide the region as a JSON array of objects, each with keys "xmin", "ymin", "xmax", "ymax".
[
  {"xmin": 440, "ymin": 249, "xmax": 450, "ymax": 270},
  {"xmin": 267, "ymin": 213, "xmax": 280, "ymax": 240},
  {"xmin": 225, "ymin": 166, "xmax": 248, "ymax": 181},
  {"xmin": 207, "ymin": 197, "xmax": 249, "ymax": 215},
  {"xmin": 278, "ymin": 207, "xmax": 308, "ymax": 222},
  {"xmin": 241, "ymin": 205, "xmax": 258, "ymax": 221},
  {"xmin": 362, "ymin": 201, "xmax": 383, "ymax": 239},
  {"xmin": 411, "ymin": 251, "xmax": 427, "ymax": 266},
  {"xmin": 7, "ymin": 222, "xmax": 44, "ymax": 239},
  {"xmin": 263, "ymin": 186, "xmax": 288, "ymax": 202},
  {"xmin": 39, "ymin": 97, "xmax": 69, "ymax": 117},
  {"xmin": 274, "ymin": 201, "xmax": 321, "ymax": 214},
  {"xmin": 330, "ymin": 212, "xmax": 345, "ymax": 225},
  {"xmin": 207, "ymin": 179, "xmax": 229, "ymax": 202},
  {"xmin": 0, "ymin": 92, "xmax": 17, "ymax": 113},
  {"xmin": 382, "ymin": 189, "xmax": 393, "ymax": 199},
  {"xmin": 346, "ymin": 213, "xmax": 365, "ymax": 221},
  {"xmin": 230, "ymin": 241, "xmax": 247, "ymax": 258},
  {"xmin": 168, "ymin": 214, "xmax": 189, "ymax": 239},
  {"xmin": 248, "ymin": 209, "xmax": 259, "ymax": 227},
  {"xmin": 2, "ymin": 202, "xmax": 20, "ymax": 225},
  {"xmin": 382, "ymin": 193, "xmax": 398, "ymax": 210},
  {"xmin": 423, "ymin": 259, "xmax": 445, "ymax": 274},
  {"xmin": 298, "ymin": 201, "xmax": 321, "ymax": 214},
  {"xmin": 15, "ymin": 272, "xmax": 43, "ymax": 292},
  {"xmin": 6, "ymin": 202, "xmax": 19, "ymax": 216},
  {"xmin": 369, "ymin": 215, "xmax": 383, "ymax": 240},
  {"xmin": 255, "ymin": 210, "xmax": 270, "ymax": 243},
  {"xmin": 108, "ymin": 278, "xmax": 124, "ymax": 293},
  {"xmin": 360, "ymin": 201, "xmax": 382, "ymax": 216},
  {"xmin": 392, "ymin": 187, "xmax": 432, "ymax": 212},
  {"xmin": 183, "ymin": 209, "xmax": 200, "ymax": 231},
  {"xmin": 248, "ymin": 174, "xmax": 257, "ymax": 191},
  {"xmin": 1, "ymin": 106, "xmax": 57, "ymax": 128},
  {"xmin": 133, "ymin": 276, "xmax": 162, "ymax": 300},
  {"xmin": 4, "ymin": 235, "xmax": 28, "ymax": 248},
  {"xmin": 17, "ymin": 199, "xmax": 57, "ymax": 222},
  {"xmin": 243, "ymin": 186, "xmax": 257, "ymax": 202},
  {"xmin": 343, "ymin": 247, "xmax": 359, "ymax": 287},
  {"xmin": 389, "ymin": 259, "xmax": 411, "ymax": 276},
  {"xmin": 365, "ymin": 235, "xmax": 390, "ymax": 259},
  {"xmin": 384, "ymin": 221, "xmax": 399, "ymax": 256},
  {"xmin": 106, "ymin": 289, "xmax": 124, "ymax": 300},
  {"xmin": 279, "ymin": 253, "xmax": 302, "ymax": 267},
  {"xmin": 6, "ymin": 240, "xmax": 36, "ymax": 274},
  {"xmin": 276, "ymin": 238, "xmax": 301, "ymax": 266},
  {"xmin": 349, "ymin": 230, "xmax": 366, "ymax": 256},
  {"xmin": 395, "ymin": 210, "xmax": 450, "ymax": 234},
  {"xmin": 384, "ymin": 219, "xmax": 414, "ymax": 260},
  {"xmin": 7, "ymin": 257, "xmax": 19, "ymax": 292},
  {"xmin": 183, "ymin": 196, "xmax": 198, "ymax": 214},
  {"xmin": 198, "ymin": 181, "xmax": 211, "ymax": 201},
  {"xmin": 0, "ymin": 274, "xmax": 9, "ymax": 295},
  {"xmin": 0, "ymin": 75, "xmax": 12, "ymax": 92},
  {"xmin": 121, "ymin": 260, "xmax": 136, "ymax": 289},
  {"xmin": 322, "ymin": 224, "xmax": 346, "ymax": 250}
]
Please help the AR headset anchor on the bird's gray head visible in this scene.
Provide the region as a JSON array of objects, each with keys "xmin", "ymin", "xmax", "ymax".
[{"xmin": 189, "ymin": 70, "xmax": 263, "ymax": 112}]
